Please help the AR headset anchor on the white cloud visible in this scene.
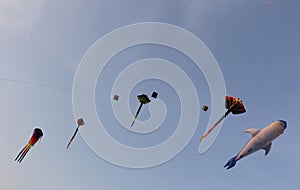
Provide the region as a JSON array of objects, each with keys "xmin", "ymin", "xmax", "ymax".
[{"xmin": 0, "ymin": 0, "xmax": 45, "ymax": 33}]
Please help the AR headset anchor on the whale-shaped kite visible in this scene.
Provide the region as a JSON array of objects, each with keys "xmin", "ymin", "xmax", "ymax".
[{"xmin": 224, "ymin": 120, "xmax": 287, "ymax": 169}]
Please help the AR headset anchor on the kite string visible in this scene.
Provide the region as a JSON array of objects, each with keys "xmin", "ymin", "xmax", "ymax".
[{"xmin": 0, "ymin": 78, "xmax": 71, "ymax": 90}]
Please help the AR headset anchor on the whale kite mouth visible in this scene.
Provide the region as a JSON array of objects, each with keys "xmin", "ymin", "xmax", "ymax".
[{"xmin": 278, "ymin": 120, "xmax": 287, "ymax": 129}]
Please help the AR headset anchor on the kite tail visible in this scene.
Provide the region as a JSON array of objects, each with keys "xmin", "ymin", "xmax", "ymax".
[
  {"xmin": 131, "ymin": 103, "xmax": 143, "ymax": 127},
  {"xmin": 15, "ymin": 144, "xmax": 32, "ymax": 163},
  {"xmin": 130, "ymin": 117, "xmax": 137, "ymax": 127},
  {"xmin": 15, "ymin": 145, "xmax": 27, "ymax": 161},
  {"xmin": 18, "ymin": 145, "xmax": 31, "ymax": 163},
  {"xmin": 200, "ymin": 114, "xmax": 227, "ymax": 141},
  {"xmin": 224, "ymin": 156, "xmax": 237, "ymax": 170},
  {"xmin": 67, "ymin": 127, "xmax": 79, "ymax": 149},
  {"xmin": 200, "ymin": 125, "xmax": 216, "ymax": 141}
]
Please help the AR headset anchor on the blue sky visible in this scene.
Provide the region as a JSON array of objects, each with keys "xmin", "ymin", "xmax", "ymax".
[{"xmin": 0, "ymin": 0, "xmax": 299, "ymax": 189}]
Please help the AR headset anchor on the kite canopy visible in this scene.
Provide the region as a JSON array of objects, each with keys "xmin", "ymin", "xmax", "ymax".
[
  {"xmin": 202, "ymin": 105, "xmax": 209, "ymax": 112},
  {"xmin": 137, "ymin": 94, "xmax": 151, "ymax": 104},
  {"xmin": 225, "ymin": 96, "xmax": 246, "ymax": 114},
  {"xmin": 113, "ymin": 95, "xmax": 119, "ymax": 101},
  {"xmin": 29, "ymin": 128, "xmax": 43, "ymax": 146},
  {"xmin": 33, "ymin": 128, "xmax": 43, "ymax": 138},
  {"xmin": 77, "ymin": 118, "xmax": 85, "ymax": 126},
  {"xmin": 151, "ymin": 92, "xmax": 158, "ymax": 99}
]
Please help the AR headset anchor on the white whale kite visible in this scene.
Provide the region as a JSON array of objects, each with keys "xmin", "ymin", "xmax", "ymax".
[{"xmin": 224, "ymin": 120, "xmax": 287, "ymax": 169}]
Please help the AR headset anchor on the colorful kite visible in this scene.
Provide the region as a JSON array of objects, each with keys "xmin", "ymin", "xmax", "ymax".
[
  {"xmin": 199, "ymin": 96, "xmax": 246, "ymax": 141},
  {"xmin": 15, "ymin": 128, "xmax": 43, "ymax": 163},
  {"xmin": 67, "ymin": 118, "xmax": 85, "ymax": 149},
  {"xmin": 130, "ymin": 94, "xmax": 151, "ymax": 127}
]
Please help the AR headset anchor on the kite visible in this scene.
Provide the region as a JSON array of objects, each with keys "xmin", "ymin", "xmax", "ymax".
[
  {"xmin": 199, "ymin": 96, "xmax": 246, "ymax": 141},
  {"xmin": 130, "ymin": 94, "xmax": 151, "ymax": 127},
  {"xmin": 224, "ymin": 120, "xmax": 287, "ymax": 169},
  {"xmin": 15, "ymin": 128, "xmax": 43, "ymax": 163},
  {"xmin": 265, "ymin": 0, "xmax": 273, "ymax": 7},
  {"xmin": 67, "ymin": 118, "xmax": 85, "ymax": 149},
  {"xmin": 113, "ymin": 95, "xmax": 119, "ymax": 101},
  {"xmin": 151, "ymin": 91, "xmax": 158, "ymax": 99},
  {"xmin": 202, "ymin": 105, "xmax": 209, "ymax": 112}
]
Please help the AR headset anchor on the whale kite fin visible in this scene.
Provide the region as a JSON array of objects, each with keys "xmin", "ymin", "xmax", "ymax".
[
  {"xmin": 224, "ymin": 156, "xmax": 237, "ymax": 170},
  {"xmin": 263, "ymin": 143, "xmax": 272, "ymax": 156},
  {"xmin": 244, "ymin": 128, "xmax": 260, "ymax": 137}
]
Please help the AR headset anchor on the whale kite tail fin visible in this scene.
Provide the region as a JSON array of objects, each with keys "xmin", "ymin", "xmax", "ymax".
[{"xmin": 224, "ymin": 156, "xmax": 238, "ymax": 170}]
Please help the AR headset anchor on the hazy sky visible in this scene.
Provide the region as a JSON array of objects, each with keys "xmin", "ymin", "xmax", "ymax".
[{"xmin": 0, "ymin": 0, "xmax": 299, "ymax": 189}]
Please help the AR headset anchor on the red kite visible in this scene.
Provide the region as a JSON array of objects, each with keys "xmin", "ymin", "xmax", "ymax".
[
  {"xmin": 200, "ymin": 96, "xmax": 246, "ymax": 141},
  {"xmin": 15, "ymin": 128, "xmax": 43, "ymax": 163}
]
